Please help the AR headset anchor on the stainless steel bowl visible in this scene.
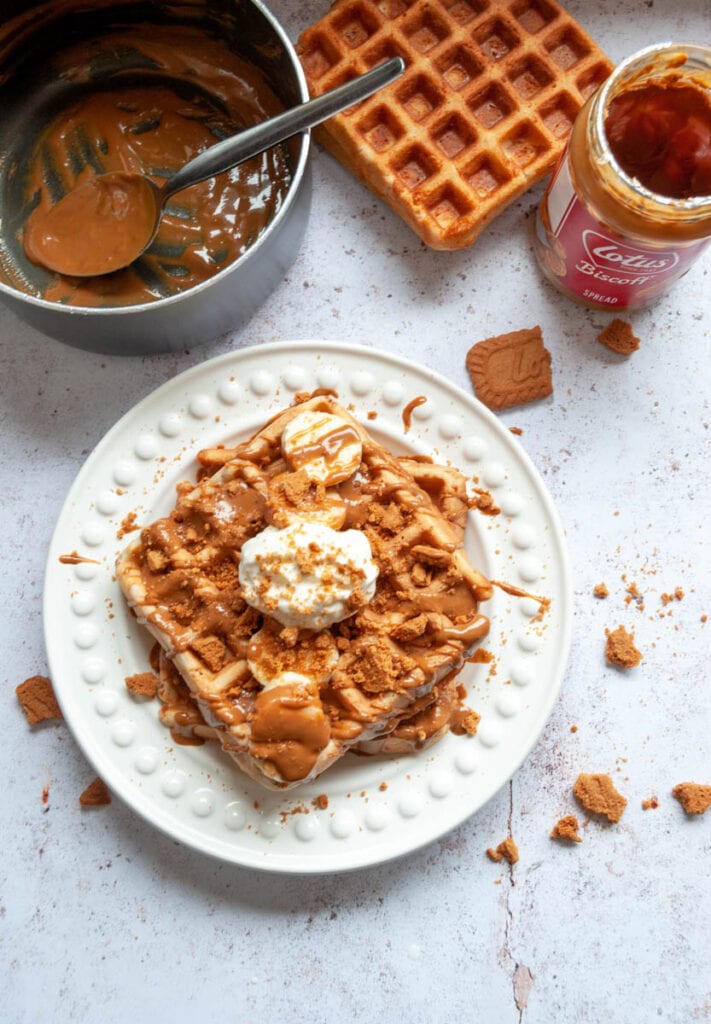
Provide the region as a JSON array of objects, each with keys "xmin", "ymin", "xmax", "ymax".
[{"xmin": 0, "ymin": 0, "xmax": 311, "ymax": 355}]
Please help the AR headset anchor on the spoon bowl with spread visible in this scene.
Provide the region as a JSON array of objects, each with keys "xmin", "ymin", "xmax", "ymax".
[{"xmin": 23, "ymin": 58, "xmax": 405, "ymax": 279}]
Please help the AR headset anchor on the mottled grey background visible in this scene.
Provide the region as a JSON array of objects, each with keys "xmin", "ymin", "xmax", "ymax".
[{"xmin": 2, "ymin": 1, "xmax": 709, "ymax": 1022}]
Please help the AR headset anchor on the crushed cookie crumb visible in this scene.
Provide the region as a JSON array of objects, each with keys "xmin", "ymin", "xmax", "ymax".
[
  {"xmin": 469, "ymin": 488, "xmax": 501, "ymax": 516},
  {"xmin": 597, "ymin": 318, "xmax": 640, "ymax": 355},
  {"xmin": 550, "ymin": 815, "xmax": 582, "ymax": 843},
  {"xmin": 117, "ymin": 511, "xmax": 139, "ymax": 539},
  {"xmin": 641, "ymin": 796, "xmax": 659, "ymax": 810},
  {"xmin": 509, "ymin": 426, "xmax": 523, "ymax": 436},
  {"xmin": 312, "ymin": 794, "xmax": 329, "ymax": 811},
  {"xmin": 16, "ymin": 675, "xmax": 62, "ymax": 725},
  {"xmin": 605, "ymin": 625, "xmax": 643, "ymax": 668},
  {"xmin": 573, "ymin": 773, "xmax": 627, "ymax": 823},
  {"xmin": 672, "ymin": 783, "xmax": 711, "ymax": 816},
  {"xmin": 486, "ymin": 837, "xmax": 519, "ymax": 864},
  {"xmin": 79, "ymin": 777, "xmax": 111, "ymax": 807},
  {"xmin": 570, "ymin": 724, "xmax": 578, "ymax": 733},
  {"xmin": 593, "ymin": 582, "xmax": 609, "ymax": 599},
  {"xmin": 124, "ymin": 671, "xmax": 160, "ymax": 698}
]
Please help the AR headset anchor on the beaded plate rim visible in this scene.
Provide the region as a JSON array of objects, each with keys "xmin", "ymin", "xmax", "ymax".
[{"xmin": 43, "ymin": 339, "xmax": 572, "ymax": 873}]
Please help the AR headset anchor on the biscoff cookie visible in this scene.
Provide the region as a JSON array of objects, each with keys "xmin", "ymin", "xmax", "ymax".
[
  {"xmin": 597, "ymin": 319, "xmax": 640, "ymax": 355},
  {"xmin": 573, "ymin": 773, "xmax": 627, "ymax": 823},
  {"xmin": 466, "ymin": 327, "xmax": 552, "ymax": 410},
  {"xmin": 672, "ymin": 783, "xmax": 711, "ymax": 816},
  {"xmin": 16, "ymin": 675, "xmax": 62, "ymax": 725}
]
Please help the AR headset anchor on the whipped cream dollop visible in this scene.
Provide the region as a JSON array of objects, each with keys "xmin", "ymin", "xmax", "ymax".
[{"xmin": 239, "ymin": 520, "xmax": 378, "ymax": 630}]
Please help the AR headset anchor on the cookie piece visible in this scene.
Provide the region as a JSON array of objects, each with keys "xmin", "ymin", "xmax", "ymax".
[
  {"xmin": 672, "ymin": 782, "xmax": 711, "ymax": 816},
  {"xmin": 573, "ymin": 772, "xmax": 627, "ymax": 822},
  {"xmin": 597, "ymin": 319, "xmax": 640, "ymax": 354},
  {"xmin": 16, "ymin": 674, "xmax": 62, "ymax": 724},
  {"xmin": 486, "ymin": 836, "xmax": 519, "ymax": 863},
  {"xmin": 466, "ymin": 327, "xmax": 552, "ymax": 410},
  {"xmin": 125, "ymin": 671, "xmax": 160, "ymax": 698},
  {"xmin": 550, "ymin": 815, "xmax": 583, "ymax": 843},
  {"xmin": 605, "ymin": 625, "xmax": 642, "ymax": 668},
  {"xmin": 79, "ymin": 777, "xmax": 112, "ymax": 806}
]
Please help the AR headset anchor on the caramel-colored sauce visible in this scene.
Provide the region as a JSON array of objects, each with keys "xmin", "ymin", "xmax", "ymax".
[
  {"xmin": 58, "ymin": 551, "xmax": 100, "ymax": 565},
  {"xmin": 249, "ymin": 682, "xmax": 331, "ymax": 782},
  {"xmin": 402, "ymin": 395, "xmax": 427, "ymax": 432},
  {"xmin": 24, "ymin": 171, "xmax": 158, "ymax": 276},
  {"xmin": 286, "ymin": 422, "xmax": 361, "ymax": 480},
  {"xmin": 17, "ymin": 28, "xmax": 291, "ymax": 306}
]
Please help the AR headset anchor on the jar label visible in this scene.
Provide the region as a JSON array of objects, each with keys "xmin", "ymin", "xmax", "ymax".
[{"xmin": 542, "ymin": 150, "xmax": 710, "ymax": 307}]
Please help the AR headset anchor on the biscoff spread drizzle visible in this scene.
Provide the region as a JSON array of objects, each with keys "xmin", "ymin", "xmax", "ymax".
[{"xmin": 121, "ymin": 397, "xmax": 492, "ymax": 785}]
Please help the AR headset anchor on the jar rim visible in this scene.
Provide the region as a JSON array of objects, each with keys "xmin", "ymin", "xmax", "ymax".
[{"xmin": 593, "ymin": 41, "xmax": 711, "ymax": 213}]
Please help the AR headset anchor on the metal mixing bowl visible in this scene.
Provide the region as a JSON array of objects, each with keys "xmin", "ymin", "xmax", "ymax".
[{"xmin": 0, "ymin": 0, "xmax": 311, "ymax": 355}]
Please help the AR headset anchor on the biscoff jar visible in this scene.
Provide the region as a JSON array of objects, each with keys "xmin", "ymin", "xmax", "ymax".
[{"xmin": 533, "ymin": 43, "xmax": 711, "ymax": 311}]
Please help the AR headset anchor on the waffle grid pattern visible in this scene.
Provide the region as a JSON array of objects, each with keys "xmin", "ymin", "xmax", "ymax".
[{"xmin": 297, "ymin": 0, "xmax": 612, "ymax": 248}]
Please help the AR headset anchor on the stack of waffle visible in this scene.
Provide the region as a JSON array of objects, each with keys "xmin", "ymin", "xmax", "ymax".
[{"xmin": 117, "ymin": 396, "xmax": 492, "ymax": 789}]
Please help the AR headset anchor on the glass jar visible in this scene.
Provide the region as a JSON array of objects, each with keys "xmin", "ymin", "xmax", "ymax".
[{"xmin": 533, "ymin": 43, "xmax": 711, "ymax": 311}]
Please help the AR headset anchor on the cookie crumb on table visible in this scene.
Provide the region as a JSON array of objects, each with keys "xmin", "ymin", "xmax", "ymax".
[
  {"xmin": 16, "ymin": 675, "xmax": 62, "ymax": 725},
  {"xmin": 593, "ymin": 582, "xmax": 609, "ymax": 598},
  {"xmin": 550, "ymin": 815, "xmax": 583, "ymax": 843},
  {"xmin": 573, "ymin": 773, "xmax": 627, "ymax": 823},
  {"xmin": 79, "ymin": 777, "xmax": 112, "ymax": 807},
  {"xmin": 466, "ymin": 327, "xmax": 553, "ymax": 411},
  {"xmin": 672, "ymin": 783, "xmax": 711, "ymax": 816},
  {"xmin": 124, "ymin": 671, "xmax": 160, "ymax": 698},
  {"xmin": 641, "ymin": 796, "xmax": 659, "ymax": 810},
  {"xmin": 486, "ymin": 837, "xmax": 519, "ymax": 864},
  {"xmin": 597, "ymin": 319, "xmax": 640, "ymax": 355},
  {"xmin": 312, "ymin": 794, "xmax": 329, "ymax": 811},
  {"xmin": 605, "ymin": 625, "xmax": 643, "ymax": 668}
]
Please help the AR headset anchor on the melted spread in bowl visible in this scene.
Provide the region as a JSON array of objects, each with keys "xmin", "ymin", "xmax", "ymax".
[{"xmin": 4, "ymin": 26, "xmax": 292, "ymax": 307}]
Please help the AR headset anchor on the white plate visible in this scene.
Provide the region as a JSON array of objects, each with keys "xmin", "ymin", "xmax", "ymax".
[{"xmin": 44, "ymin": 341, "xmax": 571, "ymax": 873}]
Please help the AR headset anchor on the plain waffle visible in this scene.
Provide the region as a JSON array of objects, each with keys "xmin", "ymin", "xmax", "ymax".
[
  {"xmin": 297, "ymin": 0, "xmax": 613, "ymax": 249},
  {"xmin": 117, "ymin": 395, "xmax": 491, "ymax": 789}
]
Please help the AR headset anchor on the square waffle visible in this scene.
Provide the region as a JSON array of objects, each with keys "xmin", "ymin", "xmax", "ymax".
[
  {"xmin": 297, "ymin": 0, "xmax": 613, "ymax": 249},
  {"xmin": 117, "ymin": 395, "xmax": 492, "ymax": 789}
]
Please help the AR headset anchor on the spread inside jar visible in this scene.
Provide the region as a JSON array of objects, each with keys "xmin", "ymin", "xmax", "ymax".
[{"xmin": 605, "ymin": 81, "xmax": 711, "ymax": 199}]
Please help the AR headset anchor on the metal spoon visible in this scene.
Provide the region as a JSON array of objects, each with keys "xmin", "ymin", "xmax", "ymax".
[{"xmin": 22, "ymin": 57, "xmax": 405, "ymax": 278}]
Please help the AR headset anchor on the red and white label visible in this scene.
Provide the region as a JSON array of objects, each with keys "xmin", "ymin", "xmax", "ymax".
[{"xmin": 544, "ymin": 150, "xmax": 709, "ymax": 307}]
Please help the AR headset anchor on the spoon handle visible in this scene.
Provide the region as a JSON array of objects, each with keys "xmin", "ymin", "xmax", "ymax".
[{"xmin": 162, "ymin": 57, "xmax": 405, "ymax": 200}]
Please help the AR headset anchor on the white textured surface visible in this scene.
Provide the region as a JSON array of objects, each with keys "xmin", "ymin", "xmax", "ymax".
[{"xmin": 1, "ymin": 1, "xmax": 709, "ymax": 1021}]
